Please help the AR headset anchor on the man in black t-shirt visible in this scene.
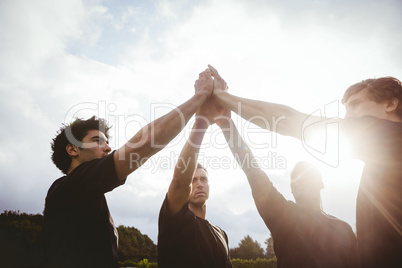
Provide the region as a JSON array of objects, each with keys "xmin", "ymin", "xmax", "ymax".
[
  {"xmin": 44, "ymin": 69, "xmax": 215, "ymax": 267},
  {"xmin": 157, "ymin": 76, "xmax": 232, "ymax": 268},
  {"xmin": 209, "ymin": 65, "xmax": 402, "ymax": 268},
  {"xmin": 217, "ymin": 110, "xmax": 358, "ymax": 268}
]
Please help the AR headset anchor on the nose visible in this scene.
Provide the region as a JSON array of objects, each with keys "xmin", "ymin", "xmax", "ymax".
[
  {"xmin": 194, "ymin": 179, "xmax": 203, "ymax": 188},
  {"xmin": 104, "ymin": 143, "xmax": 112, "ymax": 153}
]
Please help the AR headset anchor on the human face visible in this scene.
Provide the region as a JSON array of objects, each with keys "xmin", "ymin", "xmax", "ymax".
[
  {"xmin": 189, "ymin": 168, "xmax": 210, "ymax": 206},
  {"xmin": 290, "ymin": 175, "xmax": 310, "ymax": 203},
  {"xmin": 290, "ymin": 170, "xmax": 322, "ymax": 204},
  {"xmin": 77, "ymin": 129, "xmax": 111, "ymax": 163},
  {"xmin": 344, "ymin": 88, "xmax": 388, "ymax": 119}
]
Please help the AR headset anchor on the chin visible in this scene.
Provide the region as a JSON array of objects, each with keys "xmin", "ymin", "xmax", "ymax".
[{"xmin": 191, "ymin": 199, "xmax": 207, "ymax": 206}]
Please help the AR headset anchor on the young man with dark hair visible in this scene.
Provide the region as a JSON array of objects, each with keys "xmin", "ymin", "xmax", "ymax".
[
  {"xmin": 209, "ymin": 65, "xmax": 402, "ymax": 268},
  {"xmin": 157, "ymin": 81, "xmax": 232, "ymax": 268},
  {"xmin": 43, "ymin": 69, "xmax": 214, "ymax": 268}
]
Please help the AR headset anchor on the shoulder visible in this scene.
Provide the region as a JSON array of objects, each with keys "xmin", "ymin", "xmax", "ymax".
[
  {"xmin": 159, "ymin": 195, "xmax": 193, "ymax": 225},
  {"xmin": 209, "ymin": 222, "xmax": 230, "ymax": 244},
  {"xmin": 209, "ymin": 222, "xmax": 226, "ymax": 234},
  {"xmin": 45, "ymin": 176, "xmax": 67, "ymax": 196},
  {"xmin": 324, "ymin": 213, "xmax": 355, "ymax": 236},
  {"xmin": 342, "ymin": 116, "xmax": 402, "ymax": 132},
  {"xmin": 73, "ymin": 151, "xmax": 117, "ymax": 174}
]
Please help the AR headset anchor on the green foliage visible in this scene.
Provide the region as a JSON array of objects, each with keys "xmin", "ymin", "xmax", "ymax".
[
  {"xmin": 118, "ymin": 258, "xmax": 158, "ymax": 268},
  {"xmin": 231, "ymin": 235, "xmax": 265, "ymax": 260},
  {"xmin": 0, "ymin": 211, "xmax": 158, "ymax": 267},
  {"xmin": 0, "ymin": 210, "xmax": 45, "ymax": 267},
  {"xmin": 264, "ymin": 234, "xmax": 275, "ymax": 259},
  {"xmin": 119, "ymin": 259, "xmax": 137, "ymax": 267},
  {"xmin": 117, "ymin": 225, "xmax": 158, "ymax": 262},
  {"xmin": 231, "ymin": 257, "xmax": 277, "ymax": 268},
  {"xmin": 0, "ymin": 210, "xmax": 44, "ymax": 244},
  {"xmin": 138, "ymin": 258, "xmax": 149, "ymax": 268}
]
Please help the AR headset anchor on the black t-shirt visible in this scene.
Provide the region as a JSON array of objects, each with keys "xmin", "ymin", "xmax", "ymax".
[
  {"xmin": 258, "ymin": 184, "xmax": 358, "ymax": 268},
  {"xmin": 342, "ymin": 116, "xmax": 402, "ymax": 268},
  {"xmin": 158, "ymin": 195, "xmax": 232, "ymax": 268},
  {"xmin": 43, "ymin": 151, "xmax": 125, "ymax": 268}
]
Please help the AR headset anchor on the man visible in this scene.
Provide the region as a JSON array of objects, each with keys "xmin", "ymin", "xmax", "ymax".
[
  {"xmin": 219, "ymin": 109, "xmax": 357, "ymax": 267},
  {"xmin": 217, "ymin": 109, "xmax": 358, "ymax": 267},
  {"xmin": 43, "ymin": 69, "xmax": 214, "ymax": 268},
  {"xmin": 210, "ymin": 65, "xmax": 402, "ymax": 268},
  {"xmin": 157, "ymin": 85, "xmax": 232, "ymax": 267}
]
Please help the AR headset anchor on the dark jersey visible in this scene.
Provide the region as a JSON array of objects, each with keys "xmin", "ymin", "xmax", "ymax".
[
  {"xmin": 44, "ymin": 151, "xmax": 125, "ymax": 268},
  {"xmin": 343, "ymin": 116, "xmax": 402, "ymax": 268},
  {"xmin": 259, "ymin": 184, "xmax": 358, "ymax": 268},
  {"xmin": 158, "ymin": 196, "xmax": 232, "ymax": 268}
]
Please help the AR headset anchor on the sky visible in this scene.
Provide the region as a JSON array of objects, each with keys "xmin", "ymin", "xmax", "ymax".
[{"xmin": 1, "ymin": 0, "xmax": 402, "ymax": 249}]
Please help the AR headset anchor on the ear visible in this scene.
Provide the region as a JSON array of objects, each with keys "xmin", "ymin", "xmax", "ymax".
[
  {"xmin": 66, "ymin": 144, "xmax": 79, "ymax": 157},
  {"xmin": 385, "ymin": 97, "xmax": 399, "ymax": 113}
]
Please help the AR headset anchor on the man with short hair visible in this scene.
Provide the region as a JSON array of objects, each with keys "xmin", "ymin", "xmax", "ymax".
[
  {"xmin": 43, "ymin": 69, "xmax": 214, "ymax": 268},
  {"xmin": 217, "ymin": 108, "xmax": 358, "ymax": 267},
  {"xmin": 210, "ymin": 65, "xmax": 402, "ymax": 268},
  {"xmin": 157, "ymin": 87, "xmax": 232, "ymax": 268}
]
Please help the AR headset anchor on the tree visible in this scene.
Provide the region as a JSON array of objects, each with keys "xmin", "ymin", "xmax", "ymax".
[
  {"xmin": 0, "ymin": 211, "xmax": 158, "ymax": 266},
  {"xmin": 0, "ymin": 210, "xmax": 45, "ymax": 267},
  {"xmin": 231, "ymin": 234, "xmax": 265, "ymax": 260},
  {"xmin": 265, "ymin": 233, "xmax": 276, "ymax": 259},
  {"xmin": 117, "ymin": 225, "xmax": 157, "ymax": 262}
]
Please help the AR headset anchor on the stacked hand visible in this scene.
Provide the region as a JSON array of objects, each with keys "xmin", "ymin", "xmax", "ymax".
[
  {"xmin": 194, "ymin": 65, "xmax": 229, "ymax": 126},
  {"xmin": 194, "ymin": 69, "xmax": 214, "ymax": 99}
]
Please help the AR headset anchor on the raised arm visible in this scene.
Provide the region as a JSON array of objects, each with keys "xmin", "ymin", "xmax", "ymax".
[
  {"xmin": 113, "ymin": 69, "xmax": 213, "ymax": 181},
  {"xmin": 167, "ymin": 94, "xmax": 222, "ymax": 216},
  {"xmin": 209, "ymin": 65, "xmax": 319, "ymax": 140},
  {"xmin": 216, "ymin": 113, "xmax": 274, "ymax": 217}
]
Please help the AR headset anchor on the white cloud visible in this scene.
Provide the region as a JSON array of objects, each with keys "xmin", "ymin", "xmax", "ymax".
[{"xmin": 1, "ymin": 0, "xmax": 402, "ymax": 249}]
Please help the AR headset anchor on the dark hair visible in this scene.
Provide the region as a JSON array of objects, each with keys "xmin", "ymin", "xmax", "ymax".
[
  {"xmin": 51, "ymin": 116, "xmax": 110, "ymax": 174},
  {"xmin": 196, "ymin": 163, "xmax": 208, "ymax": 174},
  {"xmin": 342, "ymin": 76, "xmax": 402, "ymax": 118}
]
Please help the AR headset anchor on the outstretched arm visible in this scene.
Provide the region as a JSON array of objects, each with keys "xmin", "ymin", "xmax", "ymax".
[
  {"xmin": 209, "ymin": 65, "xmax": 320, "ymax": 140},
  {"xmin": 217, "ymin": 114, "xmax": 274, "ymax": 218},
  {"xmin": 113, "ymin": 69, "xmax": 213, "ymax": 181},
  {"xmin": 167, "ymin": 93, "xmax": 223, "ymax": 216}
]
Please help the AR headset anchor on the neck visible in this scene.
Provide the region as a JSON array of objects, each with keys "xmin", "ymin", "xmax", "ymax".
[
  {"xmin": 188, "ymin": 203, "xmax": 207, "ymax": 219},
  {"xmin": 389, "ymin": 114, "xmax": 402, "ymax": 123},
  {"xmin": 297, "ymin": 196, "xmax": 322, "ymax": 211},
  {"xmin": 67, "ymin": 159, "xmax": 81, "ymax": 174}
]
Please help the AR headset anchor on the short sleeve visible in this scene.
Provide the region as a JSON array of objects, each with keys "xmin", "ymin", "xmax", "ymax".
[
  {"xmin": 67, "ymin": 150, "xmax": 126, "ymax": 193},
  {"xmin": 256, "ymin": 184, "xmax": 293, "ymax": 233},
  {"xmin": 158, "ymin": 194, "xmax": 192, "ymax": 234}
]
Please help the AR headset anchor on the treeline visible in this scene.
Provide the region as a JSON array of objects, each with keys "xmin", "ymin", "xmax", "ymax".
[{"xmin": 0, "ymin": 211, "xmax": 277, "ymax": 268}]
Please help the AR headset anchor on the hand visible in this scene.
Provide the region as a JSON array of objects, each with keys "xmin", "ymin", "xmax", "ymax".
[
  {"xmin": 208, "ymin": 65, "xmax": 228, "ymax": 95},
  {"xmin": 194, "ymin": 69, "xmax": 213, "ymax": 98}
]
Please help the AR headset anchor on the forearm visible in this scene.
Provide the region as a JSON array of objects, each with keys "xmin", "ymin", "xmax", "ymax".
[
  {"xmin": 220, "ymin": 119, "xmax": 272, "ymax": 195},
  {"xmin": 173, "ymin": 119, "xmax": 208, "ymax": 184},
  {"xmin": 214, "ymin": 90, "xmax": 311, "ymax": 139},
  {"xmin": 167, "ymin": 119, "xmax": 208, "ymax": 214},
  {"xmin": 221, "ymin": 120, "xmax": 278, "ymax": 221},
  {"xmin": 114, "ymin": 93, "xmax": 207, "ymax": 180}
]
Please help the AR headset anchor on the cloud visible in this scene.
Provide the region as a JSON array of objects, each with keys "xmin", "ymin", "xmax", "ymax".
[{"xmin": 1, "ymin": 0, "xmax": 402, "ymax": 249}]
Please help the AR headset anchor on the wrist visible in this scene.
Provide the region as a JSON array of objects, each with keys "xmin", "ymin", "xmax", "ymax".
[
  {"xmin": 194, "ymin": 116, "xmax": 210, "ymax": 129},
  {"xmin": 213, "ymin": 90, "xmax": 227, "ymax": 105},
  {"xmin": 195, "ymin": 89, "xmax": 211, "ymax": 101}
]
